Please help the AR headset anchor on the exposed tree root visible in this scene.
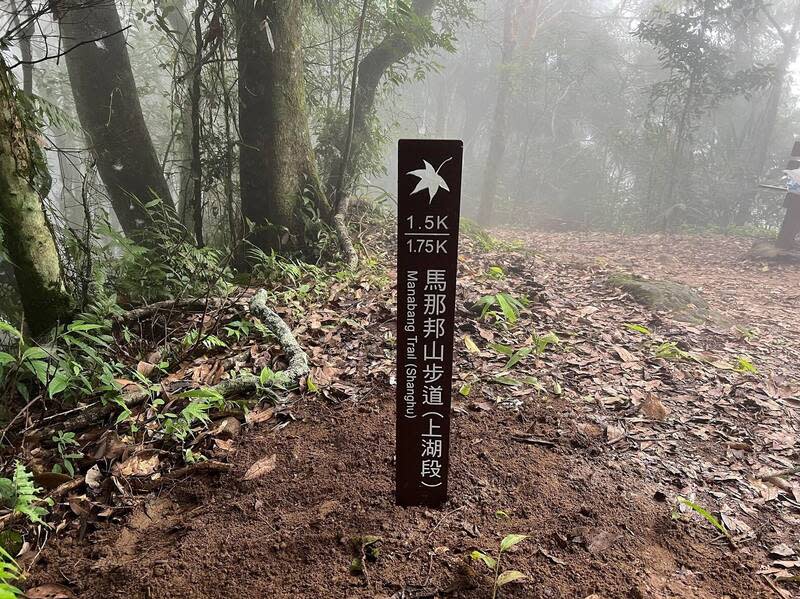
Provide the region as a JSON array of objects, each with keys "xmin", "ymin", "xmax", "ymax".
[
  {"xmin": 132, "ymin": 460, "xmax": 231, "ymax": 491},
  {"xmin": 112, "ymin": 297, "xmax": 226, "ymax": 325},
  {"xmin": 334, "ymin": 214, "xmax": 359, "ymax": 270},
  {"xmin": 248, "ymin": 288, "xmax": 309, "ymax": 385},
  {"xmin": 28, "ymin": 289, "xmax": 308, "ymax": 442}
]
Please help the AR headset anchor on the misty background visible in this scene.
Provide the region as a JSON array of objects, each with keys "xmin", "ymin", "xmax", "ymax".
[{"xmin": 7, "ymin": 0, "xmax": 800, "ymax": 242}]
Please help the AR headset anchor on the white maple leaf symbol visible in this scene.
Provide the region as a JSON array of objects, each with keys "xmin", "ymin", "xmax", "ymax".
[{"xmin": 407, "ymin": 157, "xmax": 453, "ymax": 203}]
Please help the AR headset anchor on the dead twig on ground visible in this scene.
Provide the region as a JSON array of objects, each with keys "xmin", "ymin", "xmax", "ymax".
[
  {"xmin": 131, "ymin": 460, "xmax": 231, "ymax": 491},
  {"xmin": 760, "ymin": 465, "xmax": 800, "ymax": 480},
  {"xmin": 112, "ymin": 297, "xmax": 226, "ymax": 325},
  {"xmin": 510, "ymin": 433, "xmax": 557, "ymax": 447}
]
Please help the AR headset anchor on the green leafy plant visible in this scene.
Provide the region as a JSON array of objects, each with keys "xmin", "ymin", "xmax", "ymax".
[
  {"xmin": 470, "ymin": 534, "xmax": 528, "ymax": 598},
  {"xmin": 259, "ymin": 366, "xmax": 288, "ymax": 388},
  {"xmin": 532, "ymin": 331, "xmax": 560, "ymax": 355},
  {"xmin": 51, "ymin": 431, "xmax": 83, "ymax": 477},
  {"xmin": 624, "ymin": 323, "xmax": 653, "ymax": 336},
  {"xmin": 673, "ymin": 497, "xmax": 730, "ymax": 540},
  {"xmin": 248, "ymin": 247, "xmax": 326, "ymax": 291},
  {"xmin": 0, "ymin": 546, "xmax": 23, "ymax": 599},
  {"xmin": 183, "ymin": 448, "xmax": 207, "ymax": 464},
  {"xmin": 486, "ymin": 266, "xmax": 506, "ymax": 280},
  {"xmin": 182, "ymin": 328, "xmax": 228, "ymax": 351},
  {"xmin": 99, "ymin": 219, "xmax": 234, "ymax": 304},
  {"xmin": 0, "ymin": 315, "xmax": 126, "ymax": 407},
  {"xmin": 223, "ymin": 319, "xmax": 252, "ymax": 341},
  {"xmin": 654, "ymin": 341, "xmax": 692, "ymax": 361},
  {"xmin": 490, "ymin": 332, "xmax": 559, "ymax": 372},
  {"xmin": 0, "ymin": 463, "xmax": 51, "ymax": 525},
  {"xmin": 735, "ymin": 355, "xmax": 758, "ymax": 374},
  {"xmin": 159, "ymin": 389, "xmax": 226, "ymax": 443},
  {"xmin": 474, "ymin": 293, "xmax": 528, "ymax": 324},
  {"xmin": 489, "ymin": 343, "xmax": 532, "ymax": 370}
]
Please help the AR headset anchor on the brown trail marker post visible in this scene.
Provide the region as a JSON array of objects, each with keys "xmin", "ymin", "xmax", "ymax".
[{"xmin": 396, "ymin": 139, "xmax": 463, "ymax": 507}]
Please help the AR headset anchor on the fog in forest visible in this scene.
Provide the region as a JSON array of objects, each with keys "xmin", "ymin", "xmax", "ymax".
[
  {"xmin": 5, "ymin": 0, "xmax": 800, "ymax": 253},
  {"xmin": 1, "ymin": 2, "xmax": 800, "ymax": 596}
]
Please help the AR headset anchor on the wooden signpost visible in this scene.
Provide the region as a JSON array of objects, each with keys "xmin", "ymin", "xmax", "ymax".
[{"xmin": 396, "ymin": 139, "xmax": 463, "ymax": 507}]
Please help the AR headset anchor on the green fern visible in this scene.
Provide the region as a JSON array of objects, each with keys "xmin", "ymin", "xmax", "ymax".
[{"xmin": 0, "ymin": 464, "xmax": 51, "ymax": 526}]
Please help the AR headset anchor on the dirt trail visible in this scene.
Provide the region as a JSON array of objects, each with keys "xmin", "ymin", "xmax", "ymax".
[{"xmin": 30, "ymin": 231, "xmax": 799, "ymax": 598}]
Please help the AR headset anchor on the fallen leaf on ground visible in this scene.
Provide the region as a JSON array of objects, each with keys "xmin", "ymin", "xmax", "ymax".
[
  {"xmin": 243, "ymin": 454, "xmax": 277, "ymax": 480},
  {"xmin": 605, "ymin": 424, "xmax": 625, "ymax": 443},
  {"xmin": 639, "ymin": 396, "xmax": 669, "ymax": 420},
  {"xmin": 114, "ymin": 453, "xmax": 160, "ymax": 477},
  {"xmin": 770, "ymin": 543, "xmax": 796, "ymax": 558},
  {"xmin": 85, "ymin": 464, "xmax": 102, "ymax": 490},
  {"xmin": 612, "ymin": 345, "xmax": 636, "ymax": 363},
  {"xmin": 136, "ymin": 361, "xmax": 155, "ymax": 378},
  {"xmin": 213, "ymin": 416, "xmax": 241, "ymax": 439},
  {"xmin": 246, "ymin": 407, "xmax": 275, "ymax": 424},
  {"xmin": 25, "ymin": 584, "xmax": 76, "ymax": 599}
]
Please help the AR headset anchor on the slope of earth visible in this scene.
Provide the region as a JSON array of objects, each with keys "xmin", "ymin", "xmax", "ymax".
[{"xmin": 27, "ymin": 230, "xmax": 799, "ymax": 598}]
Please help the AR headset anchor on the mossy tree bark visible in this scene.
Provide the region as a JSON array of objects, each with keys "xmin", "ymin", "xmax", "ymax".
[
  {"xmin": 0, "ymin": 61, "xmax": 71, "ymax": 336},
  {"xmin": 234, "ymin": 0, "xmax": 327, "ymax": 254},
  {"xmin": 58, "ymin": 0, "xmax": 177, "ymax": 239}
]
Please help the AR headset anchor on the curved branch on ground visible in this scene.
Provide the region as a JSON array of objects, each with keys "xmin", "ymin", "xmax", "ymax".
[{"xmin": 29, "ymin": 289, "xmax": 309, "ymax": 442}]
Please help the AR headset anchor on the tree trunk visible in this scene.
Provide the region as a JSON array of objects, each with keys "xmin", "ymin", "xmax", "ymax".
[
  {"xmin": 58, "ymin": 0, "xmax": 177, "ymax": 239},
  {"xmin": 189, "ymin": 0, "xmax": 206, "ymax": 246},
  {"xmin": 754, "ymin": 4, "xmax": 800, "ymax": 178},
  {"xmin": 778, "ymin": 198, "xmax": 800, "ymax": 249},
  {"xmin": 735, "ymin": 2, "xmax": 800, "ymax": 226},
  {"xmin": 9, "ymin": 0, "xmax": 34, "ymax": 95},
  {"xmin": 54, "ymin": 125, "xmax": 83, "ymax": 226},
  {"xmin": 0, "ymin": 61, "xmax": 71, "ymax": 335},
  {"xmin": 324, "ymin": 0, "xmax": 437, "ymax": 200},
  {"xmin": 477, "ymin": 0, "xmax": 519, "ymax": 226},
  {"xmin": 158, "ymin": 0, "xmax": 197, "ymax": 232},
  {"xmin": 234, "ymin": 0, "xmax": 326, "ymax": 253}
]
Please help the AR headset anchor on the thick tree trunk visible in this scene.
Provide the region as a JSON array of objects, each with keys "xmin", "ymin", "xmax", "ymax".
[
  {"xmin": 235, "ymin": 0, "xmax": 326, "ymax": 253},
  {"xmin": 477, "ymin": 0, "xmax": 518, "ymax": 226},
  {"xmin": 59, "ymin": 0, "xmax": 177, "ymax": 239},
  {"xmin": 0, "ymin": 62, "xmax": 71, "ymax": 335},
  {"xmin": 324, "ymin": 0, "xmax": 437, "ymax": 200}
]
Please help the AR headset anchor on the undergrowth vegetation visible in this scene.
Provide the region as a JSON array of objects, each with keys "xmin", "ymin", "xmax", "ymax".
[{"xmin": 0, "ymin": 205, "xmax": 396, "ymax": 538}]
